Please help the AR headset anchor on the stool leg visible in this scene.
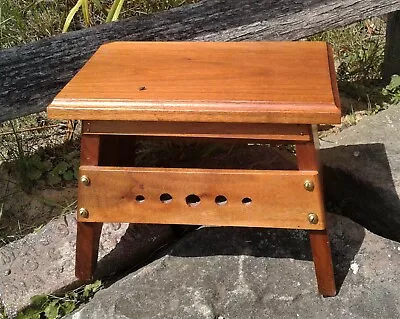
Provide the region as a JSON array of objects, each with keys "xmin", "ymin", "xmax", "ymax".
[
  {"xmin": 76, "ymin": 222, "xmax": 103, "ymax": 280},
  {"xmin": 309, "ymin": 229, "xmax": 336, "ymax": 297},
  {"xmin": 76, "ymin": 134, "xmax": 137, "ymax": 280},
  {"xmin": 296, "ymin": 126, "xmax": 336, "ymax": 297},
  {"xmin": 76, "ymin": 134, "xmax": 103, "ymax": 280}
]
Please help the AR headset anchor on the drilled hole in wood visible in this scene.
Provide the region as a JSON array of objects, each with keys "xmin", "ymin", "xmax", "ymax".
[
  {"xmin": 135, "ymin": 195, "xmax": 145, "ymax": 203},
  {"xmin": 215, "ymin": 195, "xmax": 228, "ymax": 205},
  {"xmin": 160, "ymin": 193, "xmax": 173, "ymax": 204},
  {"xmin": 242, "ymin": 197, "xmax": 252, "ymax": 205},
  {"xmin": 186, "ymin": 194, "xmax": 201, "ymax": 207}
]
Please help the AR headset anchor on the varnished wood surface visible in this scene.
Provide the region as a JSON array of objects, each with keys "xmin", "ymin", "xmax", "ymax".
[
  {"xmin": 76, "ymin": 135, "xmax": 103, "ymax": 281},
  {"xmin": 309, "ymin": 230, "xmax": 337, "ymax": 296},
  {"xmin": 82, "ymin": 121, "xmax": 311, "ymax": 142},
  {"xmin": 77, "ymin": 166, "xmax": 325, "ymax": 230},
  {"xmin": 296, "ymin": 127, "xmax": 336, "ymax": 296},
  {"xmin": 48, "ymin": 42, "xmax": 341, "ymax": 124}
]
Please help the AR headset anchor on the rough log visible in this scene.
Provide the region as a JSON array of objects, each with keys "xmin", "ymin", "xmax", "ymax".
[
  {"xmin": 383, "ymin": 10, "xmax": 400, "ymax": 82},
  {"xmin": 1, "ymin": 0, "xmax": 400, "ymax": 122}
]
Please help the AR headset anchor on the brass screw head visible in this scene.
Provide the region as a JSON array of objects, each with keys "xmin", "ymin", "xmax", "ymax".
[
  {"xmin": 308, "ymin": 213, "xmax": 319, "ymax": 224},
  {"xmin": 80, "ymin": 175, "xmax": 90, "ymax": 186},
  {"xmin": 304, "ymin": 180, "xmax": 314, "ymax": 192},
  {"xmin": 79, "ymin": 208, "xmax": 89, "ymax": 218}
]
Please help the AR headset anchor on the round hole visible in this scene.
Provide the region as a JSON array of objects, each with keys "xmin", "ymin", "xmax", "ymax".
[
  {"xmin": 215, "ymin": 195, "xmax": 228, "ymax": 205},
  {"xmin": 186, "ymin": 194, "xmax": 201, "ymax": 207},
  {"xmin": 135, "ymin": 195, "xmax": 145, "ymax": 203},
  {"xmin": 160, "ymin": 193, "xmax": 173, "ymax": 204},
  {"xmin": 242, "ymin": 197, "xmax": 252, "ymax": 205}
]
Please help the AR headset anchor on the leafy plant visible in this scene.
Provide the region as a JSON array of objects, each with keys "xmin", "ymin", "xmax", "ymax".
[
  {"xmin": 310, "ymin": 18, "xmax": 386, "ymax": 82},
  {"xmin": 45, "ymin": 149, "xmax": 80, "ymax": 186},
  {"xmin": 0, "ymin": 116, "xmax": 80, "ymax": 191},
  {"xmin": 17, "ymin": 280, "xmax": 103, "ymax": 319},
  {"xmin": 63, "ymin": 0, "xmax": 115, "ymax": 32},
  {"xmin": 11, "ymin": 148, "xmax": 79, "ymax": 190},
  {"xmin": 62, "ymin": 0, "xmax": 196, "ymax": 32},
  {"xmin": 382, "ymin": 74, "xmax": 400, "ymax": 105}
]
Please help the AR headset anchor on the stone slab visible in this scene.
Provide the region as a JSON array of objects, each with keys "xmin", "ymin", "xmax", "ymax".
[
  {"xmin": 68, "ymin": 213, "xmax": 400, "ymax": 319},
  {"xmin": 320, "ymin": 106, "xmax": 400, "ymax": 241},
  {"xmin": 0, "ymin": 212, "xmax": 176, "ymax": 317},
  {"xmin": 321, "ymin": 105, "xmax": 400, "ymax": 195}
]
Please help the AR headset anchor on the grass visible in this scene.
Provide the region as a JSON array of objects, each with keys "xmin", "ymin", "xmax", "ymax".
[
  {"xmin": 0, "ymin": 0, "xmax": 72, "ymax": 48},
  {"xmin": 310, "ymin": 18, "xmax": 388, "ymax": 113},
  {"xmin": 311, "ymin": 18, "xmax": 386, "ymax": 81},
  {"xmin": 0, "ymin": 0, "xmax": 196, "ymax": 48}
]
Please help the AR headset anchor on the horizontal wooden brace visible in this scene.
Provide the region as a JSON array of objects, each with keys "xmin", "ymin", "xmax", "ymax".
[
  {"xmin": 82, "ymin": 121, "xmax": 311, "ymax": 142},
  {"xmin": 78, "ymin": 166, "xmax": 325, "ymax": 230}
]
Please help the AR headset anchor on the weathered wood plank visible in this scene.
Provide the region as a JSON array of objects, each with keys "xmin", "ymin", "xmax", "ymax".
[
  {"xmin": 384, "ymin": 10, "xmax": 400, "ymax": 81},
  {"xmin": 1, "ymin": 0, "xmax": 400, "ymax": 122}
]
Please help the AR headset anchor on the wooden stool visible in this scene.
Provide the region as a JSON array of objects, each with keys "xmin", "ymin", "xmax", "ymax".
[{"xmin": 48, "ymin": 42, "xmax": 341, "ymax": 297}]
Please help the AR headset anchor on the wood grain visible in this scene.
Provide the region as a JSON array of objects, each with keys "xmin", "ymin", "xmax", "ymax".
[
  {"xmin": 309, "ymin": 230, "xmax": 337, "ymax": 296},
  {"xmin": 48, "ymin": 42, "xmax": 341, "ymax": 124},
  {"xmin": 76, "ymin": 135, "xmax": 103, "ymax": 281},
  {"xmin": 3, "ymin": 0, "xmax": 400, "ymax": 122},
  {"xmin": 82, "ymin": 121, "xmax": 311, "ymax": 142},
  {"xmin": 296, "ymin": 126, "xmax": 336, "ymax": 296},
  {"xmin": 77, "ymin": 166, "xmax": 325, "ymax": 230}
]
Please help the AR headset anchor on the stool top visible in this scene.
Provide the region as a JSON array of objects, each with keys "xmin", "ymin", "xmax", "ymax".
[{"xmin": 48, "ymin": 42, "xmax": 341, "ymax": 124}]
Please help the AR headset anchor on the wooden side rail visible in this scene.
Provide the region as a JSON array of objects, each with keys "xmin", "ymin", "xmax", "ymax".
[{"xmin": 77, "ymin": 166, "xmax": 325, "ymax": 230}]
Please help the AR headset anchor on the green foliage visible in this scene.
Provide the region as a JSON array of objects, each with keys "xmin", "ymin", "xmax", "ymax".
[
  {"xmin": 1, "ymin": 0, "xmax": 196, "ymax": 48},
  {"xmin": 0, "ymin": 303, "xmax": 8, "ymax": 319},
  {"xmin": 17, "ymin": 280, "xmax": 102, "ymax": 319},
  {"xmin": 310, "ymin": 18, "xmax": 385, "ymax": 82},
  {"xmin": 106, "ymin": 0, "xmax": 125, "ymax": 23},
  {"xmin": 63, "ymin": 0, "xmax": 97, "ymax": 32},
  {"xmin": 62, "ymin": 0, "xmax": 196, "ymax": 31},
  {"xmin": 21, "ymin": 149, "xmax": 80, "ymax": 189},
  {"xmin": 382, "ymin": 75, "xmax": 400, "ymax": 105},
  {"xmin": 310, "ymin": 18, "xmax": 391, "ymax": 116},
  {"xmin": 0, "ymin": 0, "xmax": 71, "ymax": 48},
  {"xmin": 0, "ymin": 117, "xmax": 80, "ymax": 191}
]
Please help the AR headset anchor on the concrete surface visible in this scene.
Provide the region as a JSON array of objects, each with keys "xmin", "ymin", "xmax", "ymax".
[
  {"xmin": 321, "ymin": 106, "xmax": 400, "ymax": 241},
  {"xmin": 0, "ymin": 212, "xmax": 175, "ymax": 317}
]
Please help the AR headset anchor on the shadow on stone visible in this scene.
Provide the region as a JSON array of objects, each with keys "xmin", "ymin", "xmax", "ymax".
[
  {"xmin": 164, "ymin": 216, "xmax": 365, "ymax": 294},
  {"xmin": 94, "ymin": 224, "xmax": 176, "ymax": 279},
  {"xmin": 322, "ymin": 143, "xmax": 400, "ymax": 243}
]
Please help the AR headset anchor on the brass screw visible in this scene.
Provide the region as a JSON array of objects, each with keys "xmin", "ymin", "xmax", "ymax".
[
  {"xmin": 80, "ymin": 175, "xmax": 90, "ymax": 186},
  {"xmin": 79, "ymin": 208, "xmax": 89, "ymax": 218},
  {"xmin": 308, "ymin": 213, "xmax": 319, "ymax": 224},
  {"xmin": 304, "ymin": 180, "xmax": 314, "ymax": 192}
]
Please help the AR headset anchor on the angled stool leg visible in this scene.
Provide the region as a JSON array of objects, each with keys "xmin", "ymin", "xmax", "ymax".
[
  {"xmin": 309, "ymin": 229, "xmax": 336, "ymax": 296},
  {"xmin": 76, "ymin": 134, "xmax": 137, "ymax": 280},
  {"xmin": 296, "ymin": 126, "xmax": 336, "ymax": 297},
  {"xmin": 76, "ymin": 221, "xmax": 103, "ymax": 280},
  {"xmin": 76, "ymin": 134, "xmax": 103, "ymax": 280}
]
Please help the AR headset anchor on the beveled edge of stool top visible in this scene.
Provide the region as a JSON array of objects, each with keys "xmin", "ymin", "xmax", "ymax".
[{"xmin": 48, "ymin": 41, "xmax": 341, "ymax": 124}]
